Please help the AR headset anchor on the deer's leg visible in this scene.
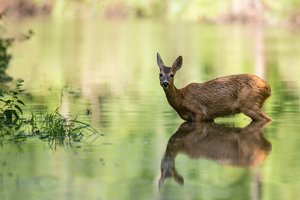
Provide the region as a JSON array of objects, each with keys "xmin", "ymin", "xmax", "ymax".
[
  {"xmin": 241, "ymin": 106, "xmax": 272, "ymax": 122},
  {"xmin": 238, "ymin": 89, "xmax": 272, "ymax": 122}
]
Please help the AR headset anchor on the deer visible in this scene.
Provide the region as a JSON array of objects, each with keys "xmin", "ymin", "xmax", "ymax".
[
  {"xmin": 156, "ymin": 53, "xmax": 272, "ymax": 122},
  {"xmin": 158, "ymin": 121, "xmax": 272, "ymax": 188}
]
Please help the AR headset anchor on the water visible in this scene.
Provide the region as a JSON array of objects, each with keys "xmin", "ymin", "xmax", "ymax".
[{"xmin": 1, "ymin": 18, "xmax": 300, "ymax": 200}]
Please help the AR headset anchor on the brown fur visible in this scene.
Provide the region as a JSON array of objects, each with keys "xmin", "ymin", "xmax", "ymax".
[
  {"xmin": 157, "ymin": 53, "xmax": 272, "ymax": 122},
  {"xmin": 159, "ymin": 121, "xmax": 271, "ymax": 187}
]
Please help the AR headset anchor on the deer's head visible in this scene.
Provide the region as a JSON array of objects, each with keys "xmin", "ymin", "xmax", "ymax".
[{"xmin": 157, "ymin": 53, "xmax": 183, "ymax": 89}]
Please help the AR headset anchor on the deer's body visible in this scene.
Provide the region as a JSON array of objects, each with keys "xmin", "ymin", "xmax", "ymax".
[
  {"xmin": 157, "ymin": 53, "xmax": 271, "ymax": 122},
  {"xmin": 165, "ymin": 74, "xmax": 271, "ymax": 122}
]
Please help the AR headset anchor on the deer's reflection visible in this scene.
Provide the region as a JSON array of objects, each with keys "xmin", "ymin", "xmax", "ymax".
[{"xmin": 159, "ymin": 121, "xmax": 271, "ymax": 187}]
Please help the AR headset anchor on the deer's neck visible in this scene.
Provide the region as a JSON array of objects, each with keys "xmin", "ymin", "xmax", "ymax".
[{"xmin": 163, "ymin": 84, "xmax": 183, "ymax": 108}]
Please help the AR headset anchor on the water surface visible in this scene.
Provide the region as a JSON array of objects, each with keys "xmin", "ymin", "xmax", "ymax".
[{"xmin": 1, "ymin": 18, "xmax": 300, "ymax": 200}]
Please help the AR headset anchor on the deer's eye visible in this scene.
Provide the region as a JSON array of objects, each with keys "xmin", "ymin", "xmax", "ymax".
[
  {"xmin": 170, "ymin": 74, "xmax": 174, "ymax": 78},
  {"xmin": 159, "ymin": 73, "xmax": 163, "ymax": 77}
]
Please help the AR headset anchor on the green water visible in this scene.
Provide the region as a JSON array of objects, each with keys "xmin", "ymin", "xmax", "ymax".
[{"xmin": 1, "ymin": 18, "xmax": 300, "ymax": 200}]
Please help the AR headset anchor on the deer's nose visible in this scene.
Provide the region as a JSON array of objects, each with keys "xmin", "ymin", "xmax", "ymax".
[{"xmin": 162, "ymin": 81, "xmax": 169, "ymax": 88}]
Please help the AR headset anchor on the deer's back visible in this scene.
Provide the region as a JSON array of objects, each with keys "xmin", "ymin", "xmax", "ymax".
[{"xmin": 179, "ymin": 74, "xmax": 270, "ymax": 119}]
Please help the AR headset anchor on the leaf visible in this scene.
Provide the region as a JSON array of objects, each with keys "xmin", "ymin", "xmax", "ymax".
[
  {"xmin": 15, "ymin": 122, "xmax": 23, "ymax": 130},
  {"xmin": 12, "ymin": 110, "xmax": 19, "ymax": 119},
  {"xmin": 4, "ymin": 110, "xmax": 12, "ymax": 120},
  {"xmin": 14, "ymin": 104, "xmax": 23, "ymax": 115},
  {"xmin": 17, "ymin": 99, "xmax": 25, "ymax": 106}
]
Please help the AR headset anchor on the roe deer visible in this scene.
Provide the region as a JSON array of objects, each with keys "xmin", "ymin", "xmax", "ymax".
[
  {"xmin": 158, "ymin": 121, "xmax": 271, "ymax": 188},
  {"xmin": 156, "ymin": 53, "xmax": 272, "ymax": 122}
]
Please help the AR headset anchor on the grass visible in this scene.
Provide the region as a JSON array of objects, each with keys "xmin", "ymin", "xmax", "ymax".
[
  {"xmin": 37, "ymin": 110, "xmax": 98, "ymax": 148},
  {"xmin": 0, "ymin": 108, "xmax": 99, "ymax": 148}
]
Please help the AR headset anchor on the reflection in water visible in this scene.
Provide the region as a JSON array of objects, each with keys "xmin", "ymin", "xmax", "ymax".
[
  {"xmin": 159, "ymin": 121, "xmax": 271, "ymax": 188},
  {"xmin": 5, "ymin": 18, "xmax": 300, "ymax": 200}
]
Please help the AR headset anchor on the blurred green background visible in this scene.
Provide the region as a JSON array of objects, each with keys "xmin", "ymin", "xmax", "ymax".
[
  {"xmin": 0, "ymin": 1, "xmax": 300, "ymax": 200},
  {"xmin": 1, "ymin": 0, "xmax": 300, "ymax": 24}
]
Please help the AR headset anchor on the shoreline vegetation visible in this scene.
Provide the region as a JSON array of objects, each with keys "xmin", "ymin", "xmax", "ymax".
[
  {"xmin": 0, "ymin": 0, "xmax": 300, "ymax": 25},
  {"xmin": 0, "ymin": 31, "xmax": 98, "ymax": 148},
  {"xmin": 0, "ymin": 80, "xmax": 99, "ymax": 148}
]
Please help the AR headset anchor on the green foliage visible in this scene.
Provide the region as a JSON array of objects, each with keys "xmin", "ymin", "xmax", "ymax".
[
  {"xmin": 0, "ymin": 80, "xmax": 26, "ymax": 145},
  {"xmin": 0, "ymin": 79, "xmax": 25, "ymax": 123},
  {"xmin": 0, "ymin": 81, "xmax": 98, "ymax": 148},
  {"xmin": 0, "ymin": 29, "xmax": 33, "ymax": 83}
]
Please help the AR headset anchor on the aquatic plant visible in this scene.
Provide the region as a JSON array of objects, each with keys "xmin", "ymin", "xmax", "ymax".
[
  {"xmin": 0, "ymin": 81, "xmax": 99, "ymax": 148},
  {"xmin": 37, "ymin": 110, "xmax": 98, "ymax": 148}
]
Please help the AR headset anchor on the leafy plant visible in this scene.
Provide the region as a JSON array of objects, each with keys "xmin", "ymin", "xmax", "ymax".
[{"xmin": 0, "ymin": 79, "xmax": 25, "ymax": 123}]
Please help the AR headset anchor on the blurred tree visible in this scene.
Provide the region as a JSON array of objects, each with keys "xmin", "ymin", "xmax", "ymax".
[
  {"xmin": 2, "ymin": 0, "xmax": 300, "ymax": 25},
  {"xmin": 226, "ymin": 0, "xmax": 266, "ymax": 23},
  {"xmin": 0, "ymin": 38, "xmax": 13, "ymax": 82},
  {"xmin": 0, "ymin": 0, "xmax": 52, "ymax": 17}
]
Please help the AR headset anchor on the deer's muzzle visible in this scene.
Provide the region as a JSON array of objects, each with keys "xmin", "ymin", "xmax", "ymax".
[{"xmin": 162, "ymin": 81, "xmax": 169, "ymax": 88}]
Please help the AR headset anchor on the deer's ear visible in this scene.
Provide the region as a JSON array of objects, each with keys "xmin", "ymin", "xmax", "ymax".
[
  {"xmin": 157, "ymin": 52, "xmax": 164, "ymax": 69},
  {"xmin": 171, "ymin": 55, "xmax": 183, "ymax": 73}
]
